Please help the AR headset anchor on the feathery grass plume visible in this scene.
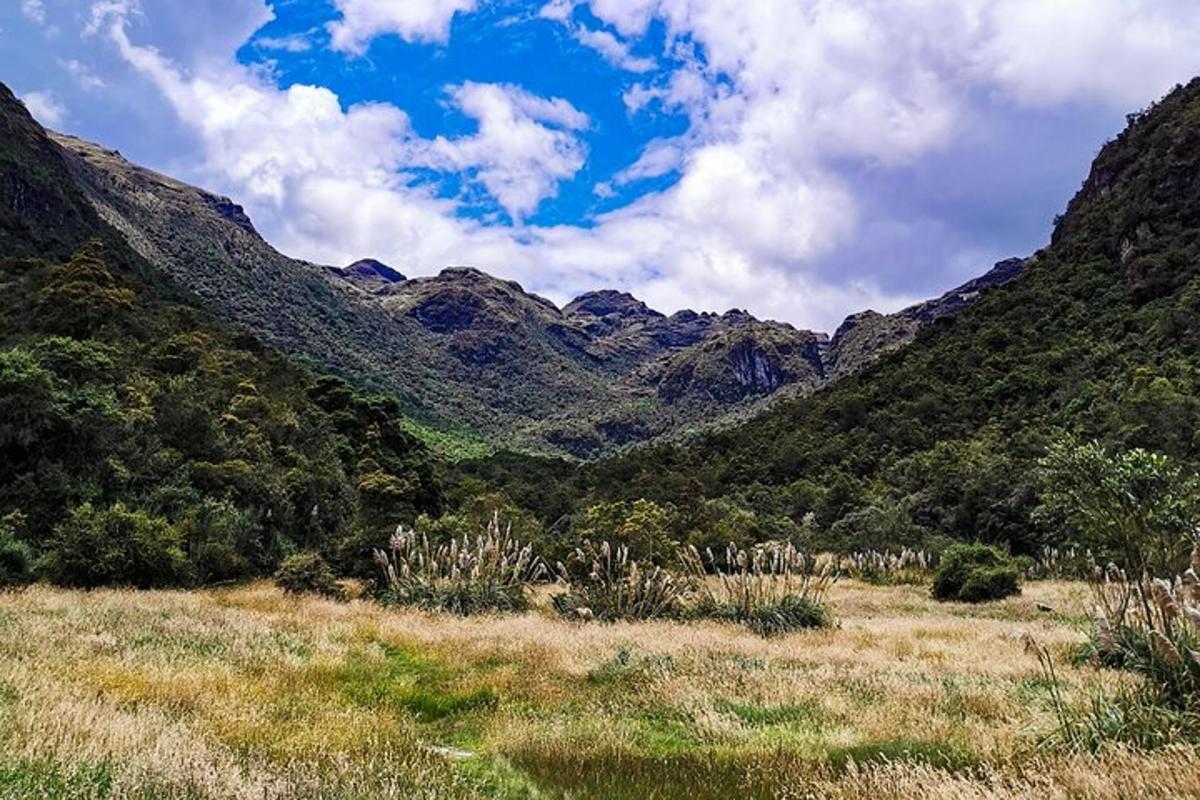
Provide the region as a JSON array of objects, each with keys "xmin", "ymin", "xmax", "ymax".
[
  {"xmin": 1027, "ymin": 545, "xmax": 1096, "ymax": 580},
  {"xmin": 552, "ymin": 540, "xmax": 690, "ymax": 621},
  {"xmin": 1083, "ymin": 552, "xmax": 1200, "ymax": 716},
  {"xmin": 683, "ymin": 541, "xmax": 835, "ymax": 635},
  {"xmin": 841, "ymin": 548, "xmax": 933, "ymax": 585},
  {"xmin": 374, "ymin": 512, "xmax": 546, "ymax": 615}
]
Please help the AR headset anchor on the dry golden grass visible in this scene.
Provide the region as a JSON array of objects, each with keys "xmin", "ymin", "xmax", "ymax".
[{"xmin": 0, "ymin": 579, "xmax": 1191, "ymax": 799}]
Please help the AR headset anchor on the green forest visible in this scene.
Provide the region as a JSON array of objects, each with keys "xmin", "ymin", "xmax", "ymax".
[{"xmin": 4, "ymin": 78, "xmax": 1200, "ymax": 589}]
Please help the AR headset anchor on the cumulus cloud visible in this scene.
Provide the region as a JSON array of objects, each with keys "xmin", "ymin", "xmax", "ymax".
[
  {"xmin": 432, "ymin": 83, "xmax": 589, "ymax": 221},
  {"xmin": 72, "ymin": 0, "xmax": 1200, "ymax": 331},
  {"xmin": 327, "ymin": 0, "xmax": 478, "ymax": 54},
  {"xmin": 20, "ymin": 90, "xmax": 67, "ymax": 127}
]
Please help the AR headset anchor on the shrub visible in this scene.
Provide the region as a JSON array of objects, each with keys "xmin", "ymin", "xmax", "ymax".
[
  {"xmin": 0, "ymin": 512, "xmax": 33, "ymax": 587},
  {"xmin": 177, "ymin": 498, "xmax": 259, "ymax": 582},
  {"xmin": 275, "ymin": 552, "xmax": 342, "ymax": 597},
  {"xmin": 41, "ymin": 503, "xmax": 190, "ymax": 588},
  {"xmin": 684, "ymin": 542, "xmax": 835, "ymax": 634},
  {"xmin": 931, "ymin": 543, "xmax": 1021, "ymax": 602},
  {"xmin": 573, "ymin": 499, "xmax": 676, "ymax": 564},
  {"xmin": 553, "ymin": 540, "xmax": 689, "ymax": 621},
  {"xmin": 374, "ymin": 514, "xmax": 545, "ymax": 615}
]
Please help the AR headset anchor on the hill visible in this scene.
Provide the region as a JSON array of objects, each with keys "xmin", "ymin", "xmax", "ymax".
[
  {"xmin": 43, "ymin": 121, "xmax": 1017, "ymax": 458},
  {"xmin": 0, "ymin": 82, "xmax": 442, "ymax": 584},
  {"xmin": 473, "ymin": 79, "xmax": 1200, "ymax": 555}
]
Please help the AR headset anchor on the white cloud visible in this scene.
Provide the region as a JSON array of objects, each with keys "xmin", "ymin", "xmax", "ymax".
[
  {"xmin": 327, "ymin": 0, "xmax": 478, "ymax": 54},
  {"xmin": 20, "ymin": 90, "xmax": 67, "ymax": 127},
  {"xmin": 571, "ymin": 26, "xmax": 656, "ymax": 73},
  {"xmin": 20, "ymin": 0, "xmax": 46, "ymax": 25},
  {"xmin": 432, "ymin": 82, "xmax": 589, "ymax": 221},
  {"xmin": 975, "ymin": 0, "xmax": 1200, "ymax": 107},
  {"xmin": 253, "ymin": 32, "xmax": 314, "ymax": 53},
  {"xmin": 536, "ymin": 0, "xmax": 574, "ymax": 23},
  {"xmin": 611, "ymin": 137, "xmax": 682, "ymax": 185},
  {"xmin": 61, "ymin": 59, "xmax": 107, "ymax": 90}
]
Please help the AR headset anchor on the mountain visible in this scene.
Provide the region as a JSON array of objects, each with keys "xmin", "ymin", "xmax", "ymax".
[
  {"xmin": 0, "ymin": 82, "xmax": 442, "ymax": 584},
  {"xmin": 517, "ymin": 78, "xmax": 1200, "ymax": 553},
  {"xmin": 328, "ymin": 258, "xmax": 406, "ymax": 287},
  {"xmin": 825, "ymin": 257, "xmax": 1027, "ymax": 379},
  {"xmin": 8, "ymin": 85, "xmax": 1017, "ymax": 459}
]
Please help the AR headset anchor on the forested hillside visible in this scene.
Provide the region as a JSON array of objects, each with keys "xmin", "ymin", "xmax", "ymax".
[
  {"xmin": 0, "ymin": 84, "xmax": 442, "ymax": 586},
  {"xmin": 47, "ymin": 121, "xmax": 1018, "ymax": 459},
  {"xmin": 465, "ymin": 78, "xmax": 1200, "ymax": 556}
]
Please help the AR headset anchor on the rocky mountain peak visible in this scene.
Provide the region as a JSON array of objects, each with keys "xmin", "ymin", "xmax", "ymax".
[
  {"xmin": 340, "ymin": 258, "xmax": 406, "ymax": 285},
  {"xmin": 564, "ymin": 290, "xmax": 662, "ymax": 321}
]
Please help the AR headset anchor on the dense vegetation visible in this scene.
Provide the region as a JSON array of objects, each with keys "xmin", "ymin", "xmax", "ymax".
[
  {"xmin": 459, "ymin": 78, "xmax": 1200, "ymax": 561},
  {"xmin": 0, "ymin": 83, "xmax": 445, "ymax": 586},
  {"xmin": 0, "ymin": 242, "xmax": 443, "ymax": 586}
]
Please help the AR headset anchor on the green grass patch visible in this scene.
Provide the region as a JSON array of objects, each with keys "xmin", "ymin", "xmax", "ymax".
[
  {"xmin": 585, "ymin": 647, "xmax": 673, "ymax": 688},
  {"xmin": 715, "ymin": 698, "xmax": 827, "ymax": 730},
  {"xmin": 0, "ymin": 759, "xmax": 205, "ymax": 800},
  {"xmin": 336, "ymin": 644, "xmax": 500, "ymax": 722}
]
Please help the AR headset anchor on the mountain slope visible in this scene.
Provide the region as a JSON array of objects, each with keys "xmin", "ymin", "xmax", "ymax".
[
  {"xmin": 0, "ymin": 83, "xmax": 442, "ymax": 584},
  {"xmin": 12, "ymin": 88, "xmax": 1019, "ymax": 459},
  {"xmin": 496, "ymin": 79, "xmax": 1200, "ymax": 553}
]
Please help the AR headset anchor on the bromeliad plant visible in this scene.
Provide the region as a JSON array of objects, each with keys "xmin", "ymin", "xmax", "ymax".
[
  {"xmin": 374, "ymin": 513, "xmax": 547, "ymax": 615},
  {"xmin": 683, "ymin": 542, "xmax": 835, "ymax": 635}
]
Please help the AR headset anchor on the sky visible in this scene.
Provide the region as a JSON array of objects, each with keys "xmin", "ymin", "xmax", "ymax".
[{"xmin": 5, "ymin": 1, "xmax": 1200, "ymax": 331}]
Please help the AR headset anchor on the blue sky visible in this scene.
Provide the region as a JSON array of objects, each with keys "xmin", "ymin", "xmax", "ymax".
[{"xmin": 5, "ymin": 1, "xmax": 1200, "ymax": 330}]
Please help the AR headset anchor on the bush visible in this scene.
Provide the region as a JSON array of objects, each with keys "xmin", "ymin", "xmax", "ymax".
[
  {"xmin": 684, "ymin": 542, "xmax": 835, "ymax": 635},
  {"xmin": 553, "ymin": 540, "xmax": 688, "ymax": 621},
  {"xmin": 374, "ymin": 514, "xmax": 545, "ymax": 614},
  {"xmin": 41, "ymin": 503, "xmax": 190, "ymax": 588},
  {"xmin": 275, "ymin": 552, "xmax": 342, "ymax": 597},
  {"xmin": 0, "ymin": 512, "xmax": 33, "ymax": 587},
  {"xmin": 931, "ymin": 543, "xmax": 1020, "ymax": 602}
]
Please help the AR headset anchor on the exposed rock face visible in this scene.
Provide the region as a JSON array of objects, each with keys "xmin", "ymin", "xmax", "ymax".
[
  {"xmin": 900, "ymin": 258, "xmax": 1026, "ymax": 324},
  {"xmin": 826, "ymin": 258, "xmax": 1026, "ymax": 378},
  {"xmin": 12, "ymin": 92, "xmax": 1025, "ymax": 458},
  {"xmin": 648, "ymin": 325, "xmax": 827, "ymax": 405}
]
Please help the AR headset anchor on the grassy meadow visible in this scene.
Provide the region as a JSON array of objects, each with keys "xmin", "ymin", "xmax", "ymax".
[{"xmin": 0, "ymin": 579, "xmax": 1197, "ymax": 799}]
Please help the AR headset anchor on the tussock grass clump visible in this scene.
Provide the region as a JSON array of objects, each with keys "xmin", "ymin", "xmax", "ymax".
[
  {"xmin": 1032, "ymin": 552, "xmax": 1200, "ymax": 752},
  {"xmin": 553, "ymin": 540, "xmax": 689, "ymax": 621},
  {"xmin": 375, "ymin": 514, "xmax": 546, "ymax": 615},
  {"xmin": 684, "ymin": 542, "xmax": 834, "ymax": 635},
  {"xmin": 1086, "ymin": 556, "xmax": 1200, "ymax": 705}
]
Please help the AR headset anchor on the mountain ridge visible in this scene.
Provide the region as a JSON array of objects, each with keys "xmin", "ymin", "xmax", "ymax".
[{"xmin": 6, "ymin": 93, "xmax": 1023, "ymax": 458}]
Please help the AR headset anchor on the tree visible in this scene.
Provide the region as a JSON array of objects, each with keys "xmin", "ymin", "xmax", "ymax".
[
  {"xmin": 36, "ymin": 241, "xmax": 135, "ymax": 338},
  {"xmin": 575, "ymin": 499, "xmax": 676, "ymax": 563},
  {"xmin": 41, "ymin": 503, "xmax": 190, "ymax": 588},
  {"xmin": 1037, "ymin": 439, "xmax": 1199, "ymax": 577}
]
